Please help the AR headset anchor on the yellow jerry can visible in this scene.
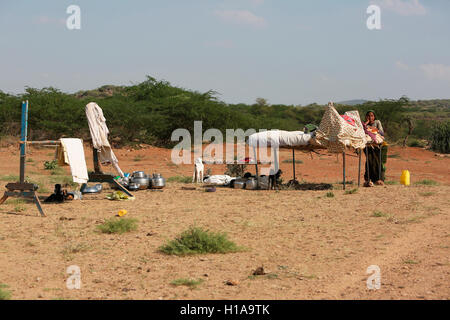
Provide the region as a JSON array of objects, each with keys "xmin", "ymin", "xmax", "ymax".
[{"xmin": 400, "ymin": 170, "xmax": 410, "ymax": 186}]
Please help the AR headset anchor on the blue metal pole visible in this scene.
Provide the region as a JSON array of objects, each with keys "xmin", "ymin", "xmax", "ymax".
[{"xmin": 20, "ymin": 100, "xmax": 28, "ymax": 183}]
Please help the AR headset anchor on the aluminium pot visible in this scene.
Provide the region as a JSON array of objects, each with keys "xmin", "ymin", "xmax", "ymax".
[
  {"xmin": 150, "ymin": 173, "xmax": 165, "ymax": 189},
  {"xmin": 131, "ymin": 176, "xmax": 150, "ymax": 190},
  {"xmin": 233, "ymin": 180, "xmax": 246, "ymax": 189},
  {"xmin": 132, "ymin": 171, "xmax": 147, "ymax": 178},
  {"xmin": 245, "ymin": 178, "xmax": 258, "ymax": 190}
]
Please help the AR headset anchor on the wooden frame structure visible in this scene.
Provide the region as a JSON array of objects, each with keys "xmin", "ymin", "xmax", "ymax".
[
  {"xmin": 0, "ymin": 101, "xmax": 45, "ymax": 216},
  {"xmin": 0, "ymin": 101, "xmax": 133, "ymax": 217}
]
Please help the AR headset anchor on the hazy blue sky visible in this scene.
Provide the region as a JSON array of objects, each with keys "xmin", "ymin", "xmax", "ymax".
[{"xmin": 1, "ymin": 0, "xmax": 449, "ymax": 105}]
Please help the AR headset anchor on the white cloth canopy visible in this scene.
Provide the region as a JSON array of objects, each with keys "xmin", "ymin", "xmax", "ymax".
[
  {"xmin": 247, "ymin": 130, "xmax": 313, "ymax": 148},
  {"xmin": 85, "ymin": 102, "xmax": 124, "ymax": 177}
]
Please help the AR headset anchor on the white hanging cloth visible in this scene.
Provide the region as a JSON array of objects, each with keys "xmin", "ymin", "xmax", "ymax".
[{"xmin": 85, "ymin": 102, "xmax": 124, "ymax": 177}]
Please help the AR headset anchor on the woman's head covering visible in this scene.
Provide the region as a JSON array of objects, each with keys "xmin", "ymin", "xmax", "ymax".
[{"xmin": 366, "ymin": 110, "xmax": 376, "ymax": 119}]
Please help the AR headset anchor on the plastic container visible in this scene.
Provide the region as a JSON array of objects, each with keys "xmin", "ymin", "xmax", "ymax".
[{"xmin": 400, "ymin": 170, "xmax": 410, "ymax": 186}]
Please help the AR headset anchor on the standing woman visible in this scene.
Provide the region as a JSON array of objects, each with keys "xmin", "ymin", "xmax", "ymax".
[{"xmin": 363, "ymin": 110, "xmax": 388, "ymax": 186}]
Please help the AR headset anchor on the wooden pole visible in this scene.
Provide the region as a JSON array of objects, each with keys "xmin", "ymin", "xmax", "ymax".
[
  {"xmin": 358, "ymin": 149, "xmax": 362, "ymax": 187},
  {"xmin": 343, "ymin": 152, "xmax": 346, "ymax": 190},
  {"xmin": 365, "ymin": 147, "xmax": 370, "ymax": 184},
  {"xmin": 292, "ymin": 149, "xmax": 296, "ymax": 181},
  {"xmin": 379, "ymin": 145, "xmax": 382, "ymax": 182},
  {"xmin": 19, "ymin": 101, "xmax": 28, "ymax": 183}
]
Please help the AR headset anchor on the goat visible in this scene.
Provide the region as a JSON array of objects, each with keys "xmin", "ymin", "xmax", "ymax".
[{"xmin": 192, "ymin": 157, "xmax": 204, "ymax": 183}]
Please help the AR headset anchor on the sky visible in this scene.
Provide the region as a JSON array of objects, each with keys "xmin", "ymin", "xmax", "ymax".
[{"xmin": 1, "ymin": 0, "xmax": 449, "ymax": 105}]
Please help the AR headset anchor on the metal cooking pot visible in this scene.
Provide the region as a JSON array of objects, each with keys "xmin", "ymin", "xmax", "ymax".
[
  {"xmin": 127, "ymin": 183, "xmax": 140, "ymax": 191},
  {"xmin": 80, "ymin": 183, "xmax": 103, "ymax": 194},
  {"xmin": 150, "ymin": 173, "xmax": 165, "ymax": 189},
  {"xmin": 131, "ymin": 176, "xmax": 150, "ymax": 190},
  {"xmin": 233, "ymin": 180, "xmax": 246, "ymax": 189},
  {"xmin": 132, "ymin": 171, "xmax": 147, "ymax": 178},
  {"xmin": 245, "ymin": 178, "xmax": 258, "ymax": 190}
]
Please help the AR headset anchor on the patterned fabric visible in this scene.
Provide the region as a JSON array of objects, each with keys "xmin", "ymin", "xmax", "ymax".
[
  {"xmin": 340, "ymin": 115, "xmax": 356, "ymax": 127},
  {"xmin": 314, "ymin": 103, "xmax": 367, "ymax": 153}
]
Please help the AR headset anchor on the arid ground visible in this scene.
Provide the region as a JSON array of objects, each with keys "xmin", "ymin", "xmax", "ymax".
[{"xmin": 0, "ymin": 142, "xmax": 449, "ymax": 300}]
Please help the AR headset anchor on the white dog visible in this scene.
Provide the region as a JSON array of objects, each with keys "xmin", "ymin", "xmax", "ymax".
[{"xmin": 192, "ymin": 157, "xmax": 204, "ymax": 183}]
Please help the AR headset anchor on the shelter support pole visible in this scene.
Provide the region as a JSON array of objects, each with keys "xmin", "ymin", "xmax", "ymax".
[
  {"xmin": 93, "ymin": 148, "xmax": 101, "ymax": 173},
  {"xmin": 343, "ymin": 152, "xmax": 346, "ymax": 190},
  {"xmin": 379, "ymin": 145, "xmax": 382, "ymax": 181},
  {"xmin": 292, "ymin": 149, "xmax": 296, "ymax": 181},
  {"xmin": 19, "ymin": 101, "xmax": 28, "ymax": 183},
  {"xmin": 365, "ymin": 147, "xmax": 370, "ymax": 184},
  {"xmin": 358, "ymin": 149, "xmax": 362, "ymax": 187}
]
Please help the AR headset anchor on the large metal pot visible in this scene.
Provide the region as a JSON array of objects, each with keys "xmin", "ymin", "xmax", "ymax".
[
  {"xmin": 245, "ymin": 178, "xmax": 258, "ymax": 190},
  {"xmin": 150, "ymin": 173, "xmax": 165, "ymax": 189},
  {"xmin": 132, "ymin": 171, "xmax": 147, "ymax": 178},
  {"xmin": 233, "ymin": 180, "xmax": 246, "ymax": 189},
  {"xmin": 131, "ymin": 176, "xmax": 150, "ymax": 190}
]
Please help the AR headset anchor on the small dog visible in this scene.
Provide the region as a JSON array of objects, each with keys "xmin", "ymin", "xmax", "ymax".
[
  {"xmin": 268, "ymin": 169, "xmax": 283, "ymax": 190},
  {"xmin": 192, "ymin": 157, "xmax": 204, "ymax": 183}
]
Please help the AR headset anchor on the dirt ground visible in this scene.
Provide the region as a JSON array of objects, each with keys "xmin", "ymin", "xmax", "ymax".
[{"xmin": 0, "ymin": 142, "xmax": 449, "ymax": 300}]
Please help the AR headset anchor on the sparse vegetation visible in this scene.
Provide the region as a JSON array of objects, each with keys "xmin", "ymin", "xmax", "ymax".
[
  {"xmin": 159, "ymin": 226, "xmax": 244, "ymax": 256},
  {"xmin": 96, "ymin": 218, "xmax": 138, "ymax": 234},
  {"xmin": 167, "ymin": 175, "xmax": 192, "ymax": 184},
  {"xmin": 419, "ymin": 192, "xmax": 435, "ymax": 197},
  {"xmin": 326, "ymin": 192, "xmax": 334, "ymax": 198},
  {"xmin": 282, "ymin": 159, "xmax": 303, "ymax": 164},
  {"xmin": 0, "ymin": 284, "xmax": 11, "ymax": 300},
  {"xmin": 44, "ymin": 160, "xmax": 58, "ymax": 170},
  {"xmin": 372, "ymin": 211, "xmax": 389, "ymax": 218},
  {"xmin": 170, "ymin": 278, "xmax": 204, "ymax": 289},
  {"xmin": 385, "ymin": 180, "xmax": 399, "ymax": 185},
  {"xmin": 344, "ymin": 188, "xmax": 358, "ymax": 195},
  {"xmin": 414, "ymin": 179, "xmax": 439, "ymax": 186}
]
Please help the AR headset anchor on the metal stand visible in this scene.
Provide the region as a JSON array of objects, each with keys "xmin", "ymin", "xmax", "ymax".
[
  {"xmin": 0, "ymin": 101, "xmax": 45, "ymax": 217},
  {"xmin": 88, "ymin": 148, "xmax": 133, "ymax": 197}
]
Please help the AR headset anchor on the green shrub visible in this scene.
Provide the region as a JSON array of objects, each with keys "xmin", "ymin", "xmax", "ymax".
[
  {"xmin": 44, "ymin": 160, "xmax": 58, "ymax": 170},
  {"xmin": 159, "ymin": 226, "xmax": 244, "ymax": 256},
  {"xmin": 0, "ymin": 284, "xmax": 11, "ymax": 300},
  {"xmin": 430, "ymin": 121, "xmax": 450, "ymax": 154},
  {"xmin": 96, "ymin": 218, "xmax": 138, "ymax": 234}
]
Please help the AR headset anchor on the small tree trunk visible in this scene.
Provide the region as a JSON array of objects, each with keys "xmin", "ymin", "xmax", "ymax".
[{"xmin": 402, "ymin": 118, "xmax": 414, "ymax": 147}]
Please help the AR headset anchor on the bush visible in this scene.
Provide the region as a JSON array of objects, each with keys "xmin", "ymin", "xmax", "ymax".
[
  {"xmin": 159, "ymin": 226, "xmax": 244, "ymax": 256},
  {"xmin": 96, "ymin": 218, "xmax": 138, "ymax": 234},
  {"xmin": 44, "ymin": 160, "xmax": 58, "ymax": 170},
  {"xmin": 430, "ymin": 121, "xmax": 450, "ymax": 154}
]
